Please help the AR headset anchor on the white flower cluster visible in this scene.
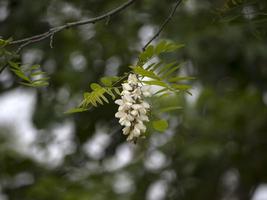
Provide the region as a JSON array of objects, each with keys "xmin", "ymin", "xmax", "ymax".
[{"xmin": 115, "ymin": 73, "xmax": 151, "ymax": 142}]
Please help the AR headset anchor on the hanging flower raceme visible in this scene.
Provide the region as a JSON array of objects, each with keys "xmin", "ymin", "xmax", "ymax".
[{"xmin": 115, "ymin": 73, "xmax": 151, "ymax": 142}]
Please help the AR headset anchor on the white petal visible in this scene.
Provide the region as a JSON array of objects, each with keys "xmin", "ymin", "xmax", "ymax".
[
  {"xmin": 132, "ymin": 127, "xmax": 141, "ymax": 137},
  {"xmin": 121, "ymin": 90, "xmax": 131, "ymax": 95},
  {"xmin": 135, "ymin": 122, "xmax": 146, "ymax": 132},
  {"xmin": 142, "ymin": 101, "xmax": 150, "ymax": 109},
  {"xmin": 115, "ymin": 99, "xmax": 123, "ymax": 105},
  {"xmin": 127, "ymin": 134, "xmax": 134, "ymax": 141},
  {"xmin": 139, "ymin": 114, "xmax": 149, "ymax": 121},
  {"xmin": 131, "ymin": 110, "xmax": 138, "ymax": 116},
  {"xmin": 122, "ymin": 83, "xmax": 132, "ymax": 91},
  {"xmin": 127, "ymin": 114, "xmax": 134, "ymax": 121},
  {"xmin": 132, "ymin": 104, "xmax": 142, "ymax": 110},
  {"xmin": 122, "ymin": 127, "xmax": 130, "ymax": 135},
  {"xmin": 139, "ymin": 108, "xmax": 147, "ymax": 114},
  {"xmin": 128, "ymin": 74, "xmax": 138, "ymax": 84},
  {"xmin": 124, "ymin": 120, "xmax": 131, "ymax": 127},
  {"xmin": 123, "ymin": 94, "xmax": 133, "ymax": 102},
  {"xmin": 141, "ymin": 86, "xmax": 152, "ymax": 97}
]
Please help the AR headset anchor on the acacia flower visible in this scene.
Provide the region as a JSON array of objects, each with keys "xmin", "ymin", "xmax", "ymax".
[{"xmin": 115, "ymin": 73, "xmax": 151, "ymax": 142}]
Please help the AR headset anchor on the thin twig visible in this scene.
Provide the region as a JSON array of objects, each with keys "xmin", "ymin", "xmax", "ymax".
[
  {"xmin": 49, "ymin": 33, "xmax": 54, "ymax": 48},
  {"xmin": 9, "ymin": 0, "xmax": 136, "ymax": 48},
  {"xmin": 142, "ymin": 0, "xmax": 183, "ymax": 51},
  {"xmin": 0, "ymin": 0, "xmax": 136, "ymax": 74}
]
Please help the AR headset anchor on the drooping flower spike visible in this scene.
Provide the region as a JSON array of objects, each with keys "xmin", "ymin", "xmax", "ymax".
[{"xmin": 115, "ymin": 73, "xmax": 151, "ymax": 142}]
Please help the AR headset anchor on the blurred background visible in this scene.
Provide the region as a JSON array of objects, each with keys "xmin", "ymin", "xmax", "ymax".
[{"xmin": 1, "ymin": 0, "xmax": 267, "ymax": 199}]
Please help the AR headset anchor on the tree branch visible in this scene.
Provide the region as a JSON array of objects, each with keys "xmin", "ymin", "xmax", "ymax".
[
  {"xmin": 9, "ymin": 0, "xmax": 137, "ymax": 50},
  {"xmin": 142, "ymin": 0, "xmax": 183, "ymax": 51},
  {"xmin": 0, "ymin": 0, "xmax": 136, "ymax": 74}
]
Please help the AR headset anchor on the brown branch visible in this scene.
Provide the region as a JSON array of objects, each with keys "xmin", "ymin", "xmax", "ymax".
[
  {"xmin": 9, "ymin": 0, "xmax": 137, "ymax": 48},
  {"xmin": 142, "ymin": 0, "xmax": 183, "ymax": 51},
  {"xmin": 0, "ymin": 0, "xmax": 136, "ymax": 74}
]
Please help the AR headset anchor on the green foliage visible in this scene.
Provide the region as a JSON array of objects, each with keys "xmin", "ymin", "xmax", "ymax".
[
  {"xmin": 68, "ymin": 82, "xmax": 121, "ymax": 113},
  {"xmin": 67, "ymin": 41, "xmax": 193, "ymax": 137},
  {"xmin": 68, "ymin": 41, "xmax": 192, "ymax": 115},
  {"xmin": 222, "ymin": 0, "xmax": 245, "ymax": 10},
  {"xmin": 217, "ymin": 0, "xmax": 267, "ymax": 30},
  {"xmin": 152, "ymin": 119, "xmax": 169, "ymax": 132},
  {"xmin": 137, "ymin": 40, "xmax": 184, "ymax": 66},
  {"xmin": 133, "ymin": 41, "xmax": 192, "ymax": 96},
  {"xmin": 0, "ymin": 41, "xmax": 18, "ymax": 72},
  {"xmin": 8, "ymin": 62, "xmax": 49, "ymax": 87},
  {"xmin": 159, "ymin": 106, "xmax": 182, "ymax": 113},
  {"xmin": 100, "ymin": 76, "xmax": 120, "ymax": 87},
  {"xmin": 0, "ymin": 38, "xmax": 12, "ymax": 48}
]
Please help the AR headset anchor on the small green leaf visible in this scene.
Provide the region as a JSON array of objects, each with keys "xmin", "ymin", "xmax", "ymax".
[
  {"xmin": 29, "ymin": 65, "xmax": 41, "ymax": 70},
  {"xmin": 162, "ymin": 64, "xmax": 181, "ymax": 79},
  {"xmin": 142, "ymin": 80, "xmax": 168, "ymax": 87},
  {"xmin": 154, "ymin": 88, "xmax": 169, "ymax": 96},
  {"xmin": 168, "ymin": 76, "xmax": 195, "ymax": 82},
  {"xmin": 105, "ymin": 88, "xmax": 116, "ymax": 99},
  {"xmin": 155, "ymin": 40, "xmax": 167, "ymax": 54},
  {"xmin": 64, "ymin": 107, "xmax": 89, "ymax": 114},
  {"xmin": 8, "ymin": 61, "xmax": 20, "ymax": 70},
  {"xmin": 30, "ymin": 71, "xmax": 46, "ymax": 77},
  {"xmin": 114, "ymin": 88, "xmax": 121, "ymax": 95},
  {"xmin": 90, "ymin": 83, "xmax": 101, "ymax": 91},
  {"xmin": 21, "ymin": 81, "xmax": 49, "ymax": 87},
  {"xmin": 171, "ymin": 84, "xmax": 191, "ymax": 91},
  {"xmin": 100, "ymin": 94, "xmax": 109, "ymax": 103},
  {"xmin": 10, "ymin": 69, "xmax": 31, "ymax": 82},
  {"xmin": 152, "ymin": 120, "xmax": 169, "ymax": 132},
  {"xmin": 158, "ymin": 62, "xmax": 177, "ymax": 75},
  {"xmin": 160, "ymin": 106, "xmax": 182, "ymax": 113},
  {"xmin": 100, "ymin": 76, "xmax": 120, "ymax": 86},
  {"xmin": 32, "ymin": 77, "xmax": 50, "ymax": 82},
  {"xmin": 139, "ymin": 45, "xmax": 154, "ymax": 63},
  {"xmin": 133, "ymin": 66, "xmax": 159, "ymax": 80},
  {"xmin": 145, "ymin": 62, "xmax": 156, "ymax": 71},
  {"xmin": 0, "ymin": 39, "xmax": 9, "ymax": 47}
]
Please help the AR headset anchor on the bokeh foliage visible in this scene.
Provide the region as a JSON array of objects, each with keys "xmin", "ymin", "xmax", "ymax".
[{"xmin": 0, "ymin": 0, "xmax": 267, "ymax": 199}]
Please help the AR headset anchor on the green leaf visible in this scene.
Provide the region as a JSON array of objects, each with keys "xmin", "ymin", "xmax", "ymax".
[
  {"xmin": 105, "ymin": 88, "xmax": 116, "ymax": 100},
  {"xmin": 29, "ymin": 65, "xmax": 41, "ymax": 70},
  {"xmin": 0, "ymin": 39, "xmax": 9, "ymax": 47},
  {"xmin": 152, "ymin": 120, "xmax": 169, "ymax": 132},
  {"xmin": 10, "ymin": 69, "xmax": 30, "ymax": 82},
  {"xmin": 155, "ymin": 40, "xmax": 168, "ymax": 54},
  {"xmin": 64, "ymin": 107, "xmax": 89, "ymax": 114},
  {"xmin": 162, "ymin": 64, "xmax": 181, "ymax": 79},
  {"xmin": 32, "ymin": 77, "xmax": 50, "ymax": 82},
  {"xmin": 153, "ymin": 88, "xmax": 169, "ymax": 96},
  {"xmin": 160, "ymin": 106, "xmax": 182, "ymax": 113},
  {"xmin": 168, "ymin": 76, "xmax": 195, "ymax": 82},
  {"xmin": 100, "ymin": 76, "xmax": 120, "ymax": 86},
  {"xmin": 21, "ymin": 81, "xmax": 49, "ymax": 87},
  {"xmin": 142, "ymin": 80, "xmax": 168, "ymax": 87},
  {"xmin": 145, "ymin": 62, "xmax": 156, "ymax": 71},
  {"xmin": 100, "ymin": 93, "xmax": 109, "ymax": 103},
  {"xmin": 8, "ymin": 61, "xmax": 20, "ymax": 70},
  {"xmin": 114, "ymin": 88, "xmax": 121, "ymax": 95},
  {"xmin": 30, "ymin": 71, "xmax": 46, "ymax": 77},
  {"xmin": 158, "ymin": 62, "xmax": 177, "ymax": 75},
  {"xmin": 139, "ymin": 45, "xmax": 154, "ymax": 63},
  {"xmin": 171, "ymin": 84, "xmax": 192, "ymax": 91},
  {"xmin": 155, "ymin": 41, "xmax": 184, "ymax": 54},
  {"xmin": 90, "ymin": 83, "xmax": 101, "ymax": 91},
  {"xmin": 133, "ymin": 66, "xmax": 159, "ymax": 80}
]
